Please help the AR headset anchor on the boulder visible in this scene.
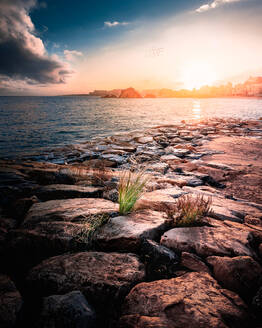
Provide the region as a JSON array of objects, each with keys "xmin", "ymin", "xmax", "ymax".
[
  {"xmin": 161, "ymin": 224, "xmax": 255, "ymax": 258},
  {"xmin": 0, "ymin": 274, "xmax": 23, "ymax": 328},
  {"xmin": 22, "ymin": 198, "xmax": 118, "ymax": 227},
  {"xmin": 94, "ymin": 210, "xmax": 170, "ymax": 252},
  {"xmin": 135, "ymin": 187, "xmax": 186, "ymax": 211},
  {"xmin": 119, "ymin": 272, "xmax": 250, "ymax": 328},
  {"xmin": 27, "ymin": 252, "xmax": 145, "ymax": 310},
  {"xmin": 207, "ymin": 256, "xmax": 262, "ymax": 299},
  {"xmin": 35, "ymin": 184, "xmax": 103, "ymax": 201},
  {"xmin": 37, "ymin": 291, "xmax": 96, "ymax": 328},
  {"xmin": 140, "ymin": 239, "xmax": 179, "ymax": 279},
  {"xmin": 7, "ymin": 221, "xmax": 93, "ymax": 271},
  {"xmin": 181, "ymin": 252, "xmax": 211, "ymax": 274}
]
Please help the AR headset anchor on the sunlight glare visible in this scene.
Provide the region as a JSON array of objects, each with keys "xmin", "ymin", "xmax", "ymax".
[{"xmin": 181, "ymin": 63, "xmax": 216, "ymax": 90}]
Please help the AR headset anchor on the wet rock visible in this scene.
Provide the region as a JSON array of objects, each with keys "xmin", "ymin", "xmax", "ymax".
[
  {"xmin": 35, "ymin": 184, "xmax": 103, "ymax": 201},
  {"xmin": 181, "ymin": 252, "xmax": 211, "ymax": 274},
  {"xmin": 207, "ymin": 256, "xmax": 262, "ymax": 300},
  {"xmin": 27, "ymin": 252, "xmax": 145, "ymax": 312},
  {"xmin": 37, "ymin": 291, "xmax": 96, "ymax": 328},
  {"xmin": 140, "ymin": 239, "xmax": 179, "ymax": 279},
  {"xmin": 0, "ymin": 274, "xmax": 23, "ymax": 328},
  {"xmin": 161, "ymin": 224, "xmax": 255, "ymax": 258},
  {"xmin": 94, "ymin": 210, "xmax": 170, "ymax": 252},
  {"xmin": 22, "ymin": 198, "xmax": 118, "ymax": 227},
  {"xmin": 135, "ymin": 187, "xmax": 186, "ymax": 211},
  {"xmin": 119, "ymin": 272, "xmax": 250, "ymax": 328}
]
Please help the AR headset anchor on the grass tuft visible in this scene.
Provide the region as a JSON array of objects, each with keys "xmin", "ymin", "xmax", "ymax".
[
  {"xmin": 165, "ymin": 194, "xmax": 212, "ymax": 227},
  {"xmin": 74, "ymin": 213, "xmax": 110, "ymax": 246},
  {"xmin": 118, "ymin": 170, "xmax": 150, "ymax": 215}
]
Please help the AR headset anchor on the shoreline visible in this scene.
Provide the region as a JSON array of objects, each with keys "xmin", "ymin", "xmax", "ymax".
[{"xmin": 0, "ymin": 117, "xmax": 262, "ymax": 327}]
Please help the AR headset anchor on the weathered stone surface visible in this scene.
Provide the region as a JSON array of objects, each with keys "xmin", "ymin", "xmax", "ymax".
[
  {"xmin": 22, "ymin": 198, "xmax": 118, "ymax": 227},
  {"xmin": 181, "ymin": 252, "xmax": 211, "ymax": 274},
  {"xmin": 119, "ymin": 272, "xmax": 250, "ymax": 328},
  {"xmin": 27, "ymin": 252, "xmax": 145, "ymax": 309},
  {"xmin": 35, "ymin": 184, "xmax": 103, "ymax": 200},
  {"xmin": 7, "ymin": 221, "xmax": 92, "ymax": 271},
  {"xmin": 140, "ymin": 239, "xmax": 179, "ymax": 279},
  {"xmin": 135, "ymin": 187, "xmax": 186, "ymax": 211},
  {"xmin": 207, "ymin": 256, "xmax": 262, "ymax": 299},
  {"xmin": 161, "ymin": 224, "xmax": 255, "ymax": 258},
  {"xmin": 37, "ymin": 291, "xmax": 96, "ymax": 328},
  {"xmin": 146, "ymin": 162, "xmax": 169, "ymax": 174},
  {"xmin": 183, "ymin": 187, "xmax": 262, "ymax": 222},
  {"xmin": 100, "ymin": 154, "xmax": 126, "ymax": 165},
  {"xmin": 94, "ymin": 210, "xmax": 170, "ymax": 252},
  {"xmin": 0, "ymin": 274, "xmax": 23, "ymax": 328}
]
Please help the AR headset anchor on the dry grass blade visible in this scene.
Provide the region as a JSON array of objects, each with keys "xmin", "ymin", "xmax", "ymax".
[
  {"xmin": 118, "ymin": 170, "xmax": 150, "ymax": 215},
  {"xmin": 165, "ymin": 194, "xmax": 212, "ymax": 227}
]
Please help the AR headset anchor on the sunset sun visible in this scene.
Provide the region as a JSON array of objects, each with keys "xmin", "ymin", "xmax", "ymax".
[{"xmin": 181, "ymin": 63, "xmax": 216, "ymax": 90}]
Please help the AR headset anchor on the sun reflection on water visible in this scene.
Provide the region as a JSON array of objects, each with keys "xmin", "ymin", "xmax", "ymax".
[{"xmin": 192, "ymin": 100, "xmax": 201, "ymax": 119}]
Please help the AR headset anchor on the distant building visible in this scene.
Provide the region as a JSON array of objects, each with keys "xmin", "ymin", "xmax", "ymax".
[{"xmin": 245, "ymin": 77, "xmax": 262, "ymax": 96}]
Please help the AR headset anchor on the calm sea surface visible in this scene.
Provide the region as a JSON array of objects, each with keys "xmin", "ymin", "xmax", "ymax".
[{"xmin": 0, "ymin": 96, "xmax": 262, "ymax": 158}]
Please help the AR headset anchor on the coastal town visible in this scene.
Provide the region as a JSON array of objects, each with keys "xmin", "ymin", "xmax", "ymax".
[{"xmin": 85, "ymin": 76, "xmax": 262, "ymax": 98}]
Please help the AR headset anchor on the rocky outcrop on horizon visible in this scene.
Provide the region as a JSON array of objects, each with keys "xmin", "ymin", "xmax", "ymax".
[{"xmin": 119, "ymin": 87, "xmax": 142, "ymax": 98}]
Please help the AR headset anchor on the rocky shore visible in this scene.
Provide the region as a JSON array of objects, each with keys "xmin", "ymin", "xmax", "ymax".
[{"xmin": 1, "ymin": 118, "xmax": 262, "ymax": 328}]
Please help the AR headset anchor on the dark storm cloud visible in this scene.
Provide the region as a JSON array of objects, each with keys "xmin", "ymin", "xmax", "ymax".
[{"xmin": 0, "ymin": 0, "xmax": 71, "ymax": 84}]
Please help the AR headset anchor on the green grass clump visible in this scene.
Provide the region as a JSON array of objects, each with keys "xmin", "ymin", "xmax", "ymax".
[
  {"xmin": 118, "ymin": 170, "xmax": 149, "ymax": 215},
  {"xmin": 165, "ymin": 194, "xmax": 212, "ymax": 227}
]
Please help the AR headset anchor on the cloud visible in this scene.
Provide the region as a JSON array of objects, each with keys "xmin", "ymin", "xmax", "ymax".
[
  {"xmin": 64, "ymin": 49, "xmax": 83, "ymax": 61},
  {"xmin": 0, "ymin": 0, "xmax": 71, "ymax": 85},
  {"xmin": 104, "ymin": 21, "xmax": 129, "ymax": 27},
  {"xmin": 196, "ymin": 0, "xmax": 242, "ymax": 13}
]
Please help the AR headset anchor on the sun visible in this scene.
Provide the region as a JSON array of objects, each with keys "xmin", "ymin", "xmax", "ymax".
[{"xmin": 181, "ymin": 63, "xmax": 216, "ymax": 90}]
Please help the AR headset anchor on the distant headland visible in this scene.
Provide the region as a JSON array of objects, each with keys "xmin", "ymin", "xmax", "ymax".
[{"xmin": 62, "ymin": 77, "xmax": 262, "ymax": 98}]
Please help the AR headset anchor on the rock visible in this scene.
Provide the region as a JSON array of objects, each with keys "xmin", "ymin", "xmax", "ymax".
[
  {"xmin": 37, "ymin": 291, "xmax": 96, "ymax": 328},
  {"xmin": 102, "ymin": 188, "xmax": 119, "ymax": 202},
  {"xmin": 22, "ymin": 198, "xmax": 118, "ymax": 227},
  {"xmin": 166, "ymin": 148, "xmax": 190, "ymax": 158},
  {"xmin": 119, "ymin": 272, "xmax": 250, "ymax": 328},
  {"xmin": 94, "ymin": 210, "xmax": 170, "ymax": 252},
  {"xmin": 135, "ymin": 136, "xmax": 154, "ymax": 144},
  {"xmin": 100, "ymin": 154, "xmax": 126, "ymax": 165},
  {"xmin": 0, "ymin": 274, "xmax": 23, "ymax": 328},
  {"xmin": 146, "ymin": 162, "xmax": 169, "ymax": 174},
  {"xmin": 181, "ymin": 252, "xmax": 211, "ymax": 274},
  {"xmin": 252, "ymin": 286, "xmax": 262, "ymax": 316},
  {"xmin": 28, "ymin": 168, "xmax": 76, "ymax": 185},
  {"xmin": 27, "ymin": 252, "xmax": 145, "ymax": 311},
  {"xmin": 140, "ymin": 239, "xmax": 179, "ymax": 279},
  {"xmin": 135, "ymin": 187, "xmax": 186, "ymax": 211},
  {"xmin": 6, "ymin": 221, "xmax": 94, "ymax": 271},
  {"xmin": 207, "ymin": 256, "xmax": 262, "ymax": 299},
  {"xmin": 35, "ymin": 184, "xmax": 103, "ymax": 201},
  {"xmin": 9, "ymin": 196, "xmax": 39, "ymax": 221},
  {"xmin": 161, "ymin": 224, "xmax": 255, "ymax": 258},
  {"xmin": 119, "ymin": 87, "xmax": 142, "ymax": 98}
]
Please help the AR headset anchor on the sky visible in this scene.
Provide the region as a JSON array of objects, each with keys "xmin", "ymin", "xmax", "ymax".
[{"xmin": 0, "ymin": 0, "xmax": 262, "ymax": 95}]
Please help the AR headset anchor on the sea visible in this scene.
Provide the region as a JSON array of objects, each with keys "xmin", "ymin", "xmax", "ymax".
[{"xmin": 0, "ymin": 96, "xmax": 262, "ymax": 159}]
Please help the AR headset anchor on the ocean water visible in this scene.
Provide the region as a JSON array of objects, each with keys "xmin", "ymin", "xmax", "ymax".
[{"xmin": 0, "ymin": 96, "xmax": 262, "ymax": 158}]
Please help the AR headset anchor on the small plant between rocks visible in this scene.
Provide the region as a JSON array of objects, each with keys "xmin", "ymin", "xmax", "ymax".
[
  {"xmin": 74, "ymin": 213, "xmax": 110, "ymax": 246},
  {"xmin": 165, "ymin": 194, "xmax": 212, "ymax": 227},
  {"xmin": 118, "ymin": 170, "xmax": 150, "ymax": 215}
]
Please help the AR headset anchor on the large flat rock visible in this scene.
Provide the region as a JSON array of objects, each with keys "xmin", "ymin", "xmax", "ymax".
[
  {"xmin": 160, "ymin": 224, "xmax": 255, "ymax": 258},
  {"xmin": 22, "ymin": 198, "xmax": 118, "ymax": 227},
  {"xmin": 119, "ymin": 272, "xmax": 250, "ymax": 328},
  {"xmin": 94, "ymin": 210, "xmax": 170, "ymax": 252},
  {"xmin": 27, "ymin": 252, "xmax": 145, "ymax": 310},
  {"xmin": 135, "ymin": 187, "xmax": 186, "ymax": 211},
  {"xmin": 35, "ymin": 184, "xmax": 103, "ymax": 201}
]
